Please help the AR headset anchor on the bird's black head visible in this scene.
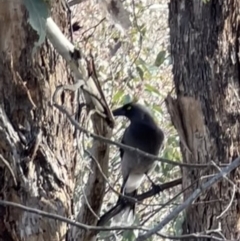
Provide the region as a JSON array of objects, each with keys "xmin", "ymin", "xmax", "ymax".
[{"xmin": 112, "ymin": 102, "xmax": 155, "ymax": 123}]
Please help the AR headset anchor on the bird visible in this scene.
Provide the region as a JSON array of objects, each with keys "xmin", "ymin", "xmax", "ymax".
[{"xmin": 110, "ymin": 102, "xmax": 164, "ymax": 226}]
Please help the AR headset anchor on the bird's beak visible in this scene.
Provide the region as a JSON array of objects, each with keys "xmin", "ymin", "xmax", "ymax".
[{"xmin": 112, "ymin": 107, "xmax": 125, "ymax": 117}]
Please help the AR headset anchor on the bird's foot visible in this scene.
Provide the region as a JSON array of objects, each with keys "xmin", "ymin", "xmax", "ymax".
[{"xmin": 151, "ymin": 182, "xmax": 162, "ymax": 195}]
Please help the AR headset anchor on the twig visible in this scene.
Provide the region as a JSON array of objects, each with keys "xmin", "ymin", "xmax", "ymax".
[
  {"xmin": 68, "ymin": 0, "xmax": 88, "ymax": 7},
  {"xmin": 0, "ymin": 200, "xmax": 148, "ymax": 232},
  {"xmin": 141, "ymin": 173, "xmax": 217, "ymax": 225},
  {"xmin": 85, "ymin": 149, "xmax": 136, "ymax": 202},
  {"xmin": 46, "ymin": 16, "xmax": 114, "ymax": 127},
  {"xmin": 141, "ymin": 176, "xmax": 198, "ymax": 225},
  {"xmin": 81, "ymin": 180, "xmax": 100, "ymax": 220},
  {"xmin": 52, "ymin": 81, "xmax": 113, "ymax": 125},
  {"xmin": 136, "ymin": 156, "xmax": 240, "ymax": 241},
  {"xmin": 136, "ymin": 178, "xmax": 182, "ymax": 202},
  {"xmin": 53, "ymin": 102, "xmax": 217, "ymax": 169},
  {"xmin": 211, "ymin": 161, "xmax": 237, "ymax": 219},
  {"xmin": 0, "ymin": 154, "xmax": 17, "ymax": 187},
  {"xmin": 156, "ymin": 230, "xmax": 226, "ymax": 241},
  {"xmin": 81, "ymin": 18, "xmax": 106, "ymax": 37}
]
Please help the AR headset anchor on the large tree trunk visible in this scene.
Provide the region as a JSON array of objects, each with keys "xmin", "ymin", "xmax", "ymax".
[
  {"xmin": 168, "ymin": 0, "xmax": 240, "ymax": 240},
  {"xmin": 0, "ymin": 1, "xmax": 78, "ymax": 240}
]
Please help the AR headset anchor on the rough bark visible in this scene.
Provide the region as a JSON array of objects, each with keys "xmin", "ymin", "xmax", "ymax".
[
  {"xmin": 168, "ymin": 0, "xmax": 240, "ymax": 240},
  {"xmin": 0, "ymin": 1, "xmax": 108, "ymax": 241}
]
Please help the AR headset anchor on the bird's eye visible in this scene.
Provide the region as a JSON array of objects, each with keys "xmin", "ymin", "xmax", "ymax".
[{"xmin": 126, "ymin": 105, "xmax": 132, "ymax": 111}]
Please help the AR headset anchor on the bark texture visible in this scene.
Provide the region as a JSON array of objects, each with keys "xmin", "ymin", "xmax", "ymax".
[
  {"xmin": 0, "ymin": 1, "xmax": 77, "ymax": 241},
  {"xmin": 168, "ymin": 0, "xmax": 240, "ymax": 240}
]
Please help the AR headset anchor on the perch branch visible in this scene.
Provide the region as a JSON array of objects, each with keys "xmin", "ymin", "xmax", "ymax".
[
  {"xmin": 97, "ymin": 178, "xmax": 182, "ymax": 227},
  {"xmin": 0, "ymin": 200, "xmax": 147, "ymax": 232}
]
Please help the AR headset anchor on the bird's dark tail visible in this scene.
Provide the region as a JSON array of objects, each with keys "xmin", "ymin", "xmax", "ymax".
[
  {"xmin": 111, "ymin": 200, "xmax": 135, "ymax": 226},
  {"xmin": 97, "ymin": 191, "xmax": 137, "ymax": 226}
]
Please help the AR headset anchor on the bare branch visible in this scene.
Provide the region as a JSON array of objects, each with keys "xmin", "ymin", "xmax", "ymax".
[
  {"xmin": 136, "ymin": 156, "xmax": 240, "ymax": 241},
  {"xmin": 85, "ymin": 149, "xmax": 136, "ymax": 202},
  {"xmin": 68, "ymin": 0, "xmax": 88, "ymax": 7},
  {"xmin": 0, "ymin": 154, "xmax": 17, "ymax": 187},
  {"xmin": 0, "ymin": 200, "xmax": 148, "ymax": 232},
  {"xmin": 140, "ymin": 173, "xmax": 215, "ymax": 225},
  {"xmin": 156, "ymin": 230, "xmax": 226, "ymax": 241},
  {"xmin": 53, "ymin": 102, "xmax": 224, "ymax": 169},
  {"xmin": 136, "ymin": 178, "xmax": 182, "ymax": 202},
  {"xmin": 46, "ymin": 17, "xmax": 114, "ymax": 127},
  {"xmin": 211, "ymin": 161, "xmax": 237, "ymax": 219}
]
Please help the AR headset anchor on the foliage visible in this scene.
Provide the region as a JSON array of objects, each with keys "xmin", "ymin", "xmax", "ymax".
[{"xmin": 70, "ymin": 0, "xmax": 182, "ymax": 240}]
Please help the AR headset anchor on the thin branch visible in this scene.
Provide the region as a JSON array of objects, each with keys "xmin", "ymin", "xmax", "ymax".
[
  {"xmin": 85, "ymin": 149, "xmax": 136, "ymax": 202},
  {"xmin": 211, "ymin": 161, "xmax": 237, "ymax": 219},
  {"xmin": 68, "ymin": 0, "xmax": 88, "ymax": 7},
  {"xmin": 136, "ymin": 156, "xmax": 240, "ymax": 241},
  {"xmin": 53, "ymin": 103, "xmax": 216, "ymax": 169},
  {"xmin": 141, "ymin": 176, "xmax": 199, "ymax": 225},
  {"xmin": 0, "ymin": 154, "xmax": 17, "ymax": 187},
  {"xmin": 0, "ymin": 200, "xmax": 148, "ymax": 232},
  {"xmin": 46, "ymin": 17, "xmax": 114, "ymax": 127},
  {"xmin": 81, "ymin": 18, "xmax": 106, "ymax": 37},
  {"xmin": 136, "ymin": 178, "xmax": 182, "ymax": 202},
  {"xmin": 140, "ymin": 173, "xmax": 217, "ymax": 226},
  {"xmin": 156, "ymin": 230, "xmax": 226, "ymax": 241},
  {"xmin": 81, "ymin": 175, "xmax": 100, "ymax": 220}
]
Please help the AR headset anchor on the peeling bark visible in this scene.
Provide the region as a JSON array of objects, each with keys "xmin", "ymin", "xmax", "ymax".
[{"xmin": 169, "ymin": 0, "xmax": 240, "ymax": 240}]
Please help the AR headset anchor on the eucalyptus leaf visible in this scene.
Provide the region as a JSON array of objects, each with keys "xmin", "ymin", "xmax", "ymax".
[
  {"xmin": 113, "ymin": 90, "xmax": 125, "ymax": 103},
  {"xmin": 154, "ymin": 50, "xmax": 166, "ymax": 67},
  {"xmin": 136, "ymin": 66, "xmax": 144, "ymax": 79},
  {"xmin": 122, "ymin": 230, "xmax": 135, "ymax": 241},
  {"xmin": 144, "ymin": 84, "xmax": 161, "ymax": 95}
]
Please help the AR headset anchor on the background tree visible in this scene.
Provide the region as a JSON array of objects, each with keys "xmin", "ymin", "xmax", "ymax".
[
  {"xmin": 0, "ymin": 0, "xmax": 180, "ymax": 241},
  {"xmin": 167, "ymin": 0, "xmax": 240, "ymax": 240}
]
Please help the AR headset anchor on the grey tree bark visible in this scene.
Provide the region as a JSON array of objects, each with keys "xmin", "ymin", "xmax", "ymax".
[
  {"xmin": 168, "ymin": 0, "xmax": 240, "ymax": 240},
  {"xmin": 0, "ymin": 1, "xmax": 111, "ymax": 241}
]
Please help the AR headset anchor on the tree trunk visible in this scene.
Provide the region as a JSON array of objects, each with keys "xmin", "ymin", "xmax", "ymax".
[
  {"xmin": 0, "ymin": 1, "xmax": 78, "ymax": 240},
  {"xmin": 168, "ymin": 0, "xmax": 240, "ymax": 240}
]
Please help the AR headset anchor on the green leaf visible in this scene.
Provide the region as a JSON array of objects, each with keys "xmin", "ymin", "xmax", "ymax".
[
  {"xmin": 152, "ymin": 104, "xmax": 163, "ymax": 114},
  {"xmin": 113, "ymin": 90, "xmax": 125, "ymax": 103},
  {"xmin": 23, "ymin": 0, "xmax": 50, "ymax": 55},
  {"xmin": 154, "ymin": 50, "xmax": 166, "ymax": 67},
  {"xmin": 122, "ymin": 230, "xmax": 135, "ymax": 241},
  {"xmin": 148, "ymin": 65, "xmax": 159, "ymax": 74},
  {"xmin": 144, "ymin": 84, "xmax": 161, "ymax": 95},
  {"xmin": 135, "ymin": 58, "xmax": 150, "ymax": 74},
  {"xmin": 136, "ymin": 66, "xmax": 144, "ymax": 79}
]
